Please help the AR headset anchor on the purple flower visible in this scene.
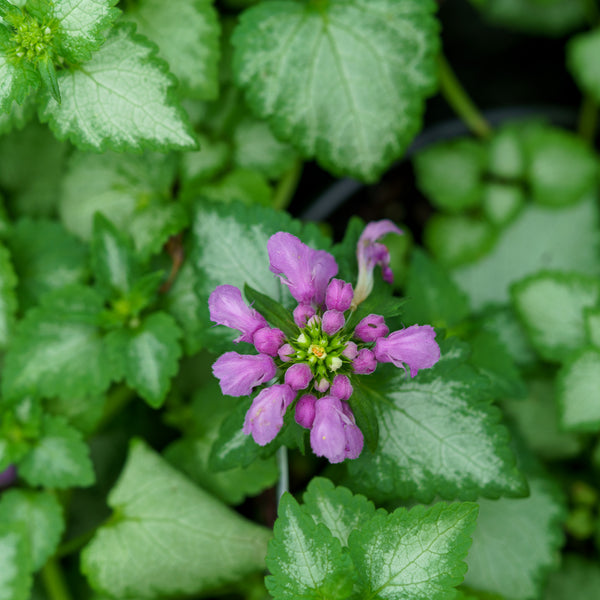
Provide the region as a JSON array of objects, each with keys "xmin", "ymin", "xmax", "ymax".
[
  {"xmin": 342, "ymin": 341, "xmax": 358, "ymax": 360},
  {"xmin": 353, "ymin": 220, "xmax": 402, "ymax": 308},
  {"xmin": 293, "ymin": 303, "xmax": 316, "ymax": 328},
  {"xmin": 314, "ymin": 377, "xmax": 330, "ymax": 393},
  {"xmin": 212, "ymin": 352, "xmax": 277, "ymax": 396},
  {"xmin": 243, "ymin": 384, "xmax": 296, "ymax": 445},
  {"xmin": 310, "ymin": 397, "xmax": 364, "ymax": 463},
  {"xmin": 322, "ymin": 310, "xmax": 345, "ymax": 336},
  {"xmin": 352, "ymin": 348, "xmax": 377, "ymax": 375},
  {"xmin": 331, "ymin": 374, "xmax": 352, "ymax": 400},
  {"xmin": 278, "ymin": 343, "xmax": 294, "ymax": 362},
  {"xmin": 209, "ymin": 285, "xmax": 268, "ymax": 343},
  {"xmin": 375, "ymin": 325, "xmax": 440, "ymax": 377},
  {"xmin": 284, "ymin": 362, "xmax": 313, "ymax": 391},
  {"xmin": 268, "ymin": 232, "xmax": 338, "ymax": 306},
  {"xmin": 354, "ymin": 314, "xmax": 389, "ymax": 342},
  {"xmin": 326, "ymin": 279, "xmax": 353, "ymax": 312},
  {"xmin": 295, "ymin": 394, "xmax": 317, "ymax": 428},
  {"xmin": 0, "ymin": 465, "xmax": 17, "ymax": 489},
  {"xmin": 253, "ymin": 327, "xmax": 285, "ymax": 356}
]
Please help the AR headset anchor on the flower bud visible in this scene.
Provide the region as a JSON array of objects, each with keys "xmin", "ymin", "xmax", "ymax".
[
  {"xmin": 314, "ymin": 377, "xmax": 330, "ymax": 393},
  {"xmin": 278, "ymin": 343, "xmax": 295, "ymax": 362},
  {"xmin": 331, "ymin": 374, "xmax": 353, "ymax": 400},
  {"xmin": 342, "ymin": 341, "xmax": 358, "ymax": 360},
  {"xmin": 322, "ymin": 310, "xmax": 345, "ymax": 336},
  {"xmin": 352, "ymin": 348, "xmax": 377, "ymax": 375},
  {"xmin": 326, "ymin": 278, "xmax": 353, "ymax": 312},
  {"xmin": 295, "ymin": 394, "xmax": 317, "ymax": 428},
  {"xmin": 253, "ymin": 327, "xmax": 285, "ymax": 356},
  {"xmin": 284, "ymin": 362, "xmax": 313, "ymax": 390},
  {"xmin": 293, "ymin": 303, "xmax": 316, "ymax": 328},
  {"xmin": 354, "ymin": 314, "xmax": 389, "ymax": 343}
]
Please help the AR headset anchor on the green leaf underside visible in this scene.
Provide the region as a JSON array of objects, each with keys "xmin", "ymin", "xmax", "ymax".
[
  {"xmin": 232, "ymin": 0, "xmax": 439, "ymax": 182},
  {"xmin": 19, "ymin": 415, "xmax": 95, "ymax": 489},
  {"xmin": 50, "ymin": 0, "xmax": 121, "ymax": 62},
  {"xmin": 127, "ymin": 0, "xmax": 220, "ymax": 99},
  {"xmin": 82, "ymin": 440, "xmax": 271, "ymax": 599},
  {"xmin": 301, "ymin": 478, "xmax": 378, "ymax": 547},
  {"xmin": 349, "ymin": 503, "xmax": 478, "ymax": 600},
  {"xmin": 39, "ymin": 24, "xmax": 196, "ymax": 152},
  {"xmin": 452, "ymin": 195, "xmax": 600, "ymax": 311},
  {"xmin": 8, "ymin": 218, "xmax": 88, "ymax": 310},
  {"xmin": 511, "ymin": 272, "xmax": 600, "ymax": 363},
  {"xmin": 106, "ymin": 312, "xmax": 182, "ymax": 408},
  {"xmin": 0, "ymin": 242, "xmax": 17, "ymax": 349},
  {"xmin": 0, "ymin": 526, "xmax": 31, "ymax": 600},
  {"xmin": 464, "ymin": 476, "xmax": 565, "ymax": 600},
  {"xmin": 0, "ymin": 489, "xmax": 64, "ymax": 570},
  {"xmin": 266, "ymin": 493, "xmax": 356, "ymax": 600},
  {"xmin": 2, "ymin": 286, "xmax": 114, "ymax": 401},
  {"xmin": 191, "ymin": 202, "xmax": 330, "ymax": 352},
  {"xmin": 348, "ymin": 340, "xmax": 527, "ymax": 502},
  {"xmin": 558, "ymin": 348, "xmax": 600, "ymax": 432}
]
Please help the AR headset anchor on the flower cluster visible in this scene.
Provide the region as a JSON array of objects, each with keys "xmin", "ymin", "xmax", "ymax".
[{"xmin": 209, "ymin": 221, "xmax": 441, "ymax": 463}]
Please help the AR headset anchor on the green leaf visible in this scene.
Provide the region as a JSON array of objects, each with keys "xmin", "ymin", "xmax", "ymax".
[
  {"xmin": 425, "ymin": 215, "xmax": 496, "ymax": 267},
  {"xmin": 487, "ymin": 124, "xmax": 526, "ymax": 180},
  {"xmin": 301, "ymin": 477, "xmax": 378, "ymax": 547},
  {"xmin": 106, "ymin": 312, "xmax": 182, "ymax": 408},
  {"xmin": 0, "ymin": 242, "xmax": 17, "ymax": 349},
  {"xmin": 481, "ymin": 183, "xmax": 525, "ymax": 227},
  {"xmin": 244, "ymin": 283, "xmax": 298, "ymax": 339},
  {"xmin": 8, "ymin": 218, "xmax": 88, "ymax": 310},
  {"xmin": 0, "ymin": 489, "xmax": 64, "ymax": 570},
  {"xmin": 0, "ymin": 525, "xmax": 31, "ymax": 600},
  {"xmin": 503, "ymin": 377, "xmax": 582, "ymax": 460},
  {"xmin": 468, "ymin": 329, "xmax": 526, "ymax": 399},
  {"xmin": 200, "ymin": 168, "xmax": 273, "ymax": 207},
  {"xmin": 568, "ymin": 29, "xmax": 600, "ymax": 104},
  {"xmin": 414, "ymin": 138, "xmax": 486, "ymax": 213},
  {"xmin": 81, "ymin": 439, "xmax": 271, "ymax": 599},
  {"xmin": 557, "ymin": 348, "xmax": 600, "ymax": 432},
  {"xmin": 464, "ymin": 475, "xmax": 565, "ymax": 600},
  {"xmin": 19, "ymin": 415, "xmax": 95, "ymax": 489},
  {"xmin": 0, "ymin": 120, "xmax": 67, "ymax": 218},
  {"xmin": 3, "ymin": 286, "xmax": 114, "ymax": 401},
  {"xmin": 402, "ymin": 248, "xmax": 470, "ymax": 328},
  {"xmin": 0, "ymin": 96, "xmax": 34, "ymax": 135},
  {"xmin": 45, "ymin": 394, "xmax": 107, "ymax": 436},
  {"xmin": 233, "ymin": 117, "xmax": 298, "ymax": 179},
  {"xmin": 0, "ymin": 48, "xmax": 35, "ymax": 112},
  {"xmin": 348, "ymin": 379, "xmax": 379, "ymax": 453},
  {"xmin": 476, "ymin": 0, "xmax": 587, "ymax": 36},
  {"xmin": 232, "ymin": 0, "xmax": 439, "ymax": 182},
  {"xmin": 544, "ymin": 555, "xmax": 600, "ymax": 600},
  {"xmin": 91, "ymin": 214, "xmax": 136, "ymax": 298},
  {"xmin": 179, "ymin": 132, "xmax": 230, "ymax": 187},
  {"xmin": 585, "ymin": 307, "xmax": 600, "ymax": 348},
  {"xmin": 349, "ymin": 502, "xmax": 478, "ymax": 600},
  {"xmin": 38, "ymin": 24, "xmax": 196, "ymax": 152},
  {"xmin": 452, "ymin": 194, "xmax": 600, "ymax": 311},
  {"xmin": 191, "ymin": 201, "xmax": 330, "ymax": 352},
  {"xmin": 164, "ymin": 437, "xmax": 278, "ymax": 506},
  {"xmin": 511, "ymin": 271, "xmax": 600, "ymax": 362},
  {"xmin": 347, "ymin": 339, "xmax": 527, "ymax": 502},
  {"xmin": 126, "ymin": 0, "xmax": 220, "ymax": 99},
  {"xmin": 266, "ymin": 493, "xmax": 356, "ymax": 600},
  {"xmin": 42, "ymin": 0, "xmax": 120, "ymax": 62},
  {"xmin": 523, "ymin": 126, "xmax": 598, "ymax": 208}
]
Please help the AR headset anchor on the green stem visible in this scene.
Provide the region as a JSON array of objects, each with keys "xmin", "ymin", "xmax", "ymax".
[
  {"xmin": 276, "ymin": 446, "xmax": 289, "ymax": 504},
  {"xmin": 55, "ymin": 528, "xmax": 96, "ymax": 559},
  {"xmin": 578, "ymin": 94, "xmax": 598, "ymax": 145},
  {"xmin": 41, "ymin": 558, "xmax": 73, "ymax": 600},
  {"xmin": 272, "ymin": 160, "xmax": 303, "ymax": 210},
  {"xmin": 437, "ymin": 54, "xmax": 492, "ymax": 139}
]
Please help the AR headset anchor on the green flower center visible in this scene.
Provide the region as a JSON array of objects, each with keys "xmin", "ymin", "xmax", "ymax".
[{"xmin": 9, "ymin": 15, "xmax": 55, "ymax": 63}]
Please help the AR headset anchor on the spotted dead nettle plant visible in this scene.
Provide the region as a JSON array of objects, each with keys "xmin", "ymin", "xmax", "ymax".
[{"xmin": 209, "ymin": 221, "xmax": 441, "ymax": 463}]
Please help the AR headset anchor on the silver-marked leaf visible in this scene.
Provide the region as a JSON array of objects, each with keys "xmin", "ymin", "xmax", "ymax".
[
  {"xmin": 0, "ymin": 49, "xmax": 35, "ymax": 112},
  {"xmin": 126, "ymin": 0, "xmax": 220, "ymax": 99},
  {"xmin": 232, "ymin": 0, "xmax": 439, "ymax": 182},
  {"xmin": 106, "ymin": 312, "xmax": 182, "ymax": 408},
  {"xmin": 568, "ymin": 29, "xmax": 600, "ymax": 103},
  {"xmin": 47, "ymin": 0, "xmax": 120, "ymax": 62},
  {"xmin": 0, "ymin": 489, "xmax": 64, "ymax": 570},
  {"xmin": 301, "ymin": 477, "xmax": 379, "ymax": 547},
  {"xmin": 19, "ymin": 415, "xmax": 95, "ymax": 489},
  {"xmin": 349, "ymin": 502, "xmax": 478, "ymax": 600},
  {"xmin": 0, "ymin": 525, "xmax": 31, "ymax": 600},
  {"xmin": 81, "ymin": 440, "xmax": 271, "ymax": 599},
  {"xmin": 266, "ymin": 493, "xmax": 356, "ymax": 600},
  {"xmin": 465, "ymin": 475, "xmax": 565, "ymax": 600},
  {"xmin": 39, "ymin": 24, "xmax": 196, "ymax": 152},
  {"xmin": 348, "ymin": 339, "xmax": 527, "ymax": 502}
]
